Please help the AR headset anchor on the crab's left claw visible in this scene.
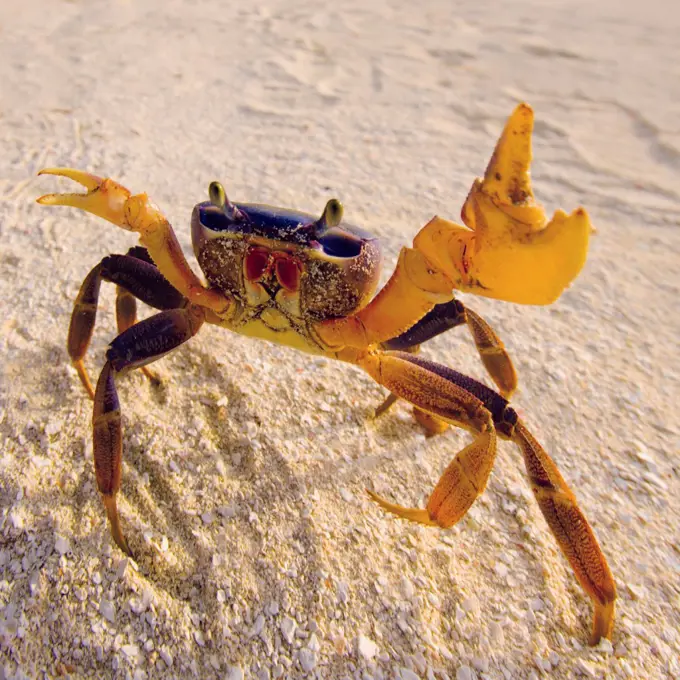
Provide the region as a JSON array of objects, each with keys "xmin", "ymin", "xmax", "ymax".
[
  {"xmin": 37, "ymin": 167, "xmax": 233, "ymax": 315},
  {"xmin": 36, "ymin": 168, "xmax": 142, "ymax": 229},
  {"xmin": 414, "ymin": 104, "xmax": 592, "ymax": 305}
]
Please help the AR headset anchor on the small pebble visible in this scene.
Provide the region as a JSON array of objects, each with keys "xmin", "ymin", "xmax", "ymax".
[
  {"xmin": 529, "ymin": 597, "xmax": 544, "ymax": 612},
  {"xmin": 337, "ymin": 581, "xmax": 350, "ymax": 604},
  {"xmin": 356, "ymin": 634, "xmax": 378, "ymax": 661},
  {"xmin": 159, "ymin": 649, "xmax": 173, "ymax": 667},
  {"xmin": 456, "ymin": 665, "xmax": 473, "ymax": 680},
  {"xmin": 472, "ymin": 656, "xmax": 489, "ymax": 672},
  {"xmin": 99, "ymin": 599, "xmax": 115, "ymax": 623},
  {"xmin": 121, "ymin": 644, "xmax": 139, "ymax": 659},
  {"xmin": 224, "ymin": 665, "xmax": 244, "ymax": 680},
  {"xmin": 115, "ymin": 558, "xmax": 128, "ymax": 580},
  {"xmin": 250, "ymin": 614, "xmax": 265, "ymax": 638},
  {"xmin": 596, "ymin": 638, "xmax": 613, "ymax": 654},
  {"xmin": 575, "ymin": 659, "xmax": 597, "ymax": 678},
  {"xmin": 54, "ymin": 536, "xmax": 70, "ymax": 556},
  {"xmin": 299, "ymin": 648, "xmax": 316, "ymax": 672},
  {"xmin": 494, "ymin": 562, "xmax": 508, "ymax": 579},
  {"xmin": 45, "ymin": 421, "xmax": 61, "ymax": 436},
  {"xmin": 462, "ymin": 596, "xmax": 480, "ymax": 614},
  {"xmin": 489, "ymin": 621, "xmax": 504, "ymax": 645},
  {"xmin": 281, "ymin": 616, "xmax": 297, "ymax": 644}
]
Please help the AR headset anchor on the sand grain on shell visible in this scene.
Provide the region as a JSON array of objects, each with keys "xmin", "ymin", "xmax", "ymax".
[{"xmin": 1, "ymin": 0, "xmax": 679, "ymax": 679}]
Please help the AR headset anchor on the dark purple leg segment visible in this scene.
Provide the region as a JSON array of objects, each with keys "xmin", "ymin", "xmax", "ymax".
[
  {"xmin": 377, "ymin": 298, "xmax": 517, "ymax": 421},
  {"xmin": 92, "ymin": 305, "xmax": 205, "ymax": 555},
  {"xmin": 68, "ymin": 264, "xmax": 104, "ymax": 397},
  {"xmin": 382, "ymin": 299, "xmax": 466, "ymax": 350},
  {"xmin": 388, "ymin": 351, "xmax": 518, "ymax": 437},
  {"xmin": 103, "ymin": 254, "xmax": 186, "ymax": 312},
  {"xmin": 107, "ymin": 307, "xmax": 205, "ymax": 372},
  {"xmin": 67, "ymin": 251, "xmax": 188, "ymax": 398}
]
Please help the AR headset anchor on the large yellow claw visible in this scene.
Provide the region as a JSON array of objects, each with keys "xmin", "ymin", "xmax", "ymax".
[{"xmin": 414, "ymin": 104, "xmax": 591, "ymax": 305}]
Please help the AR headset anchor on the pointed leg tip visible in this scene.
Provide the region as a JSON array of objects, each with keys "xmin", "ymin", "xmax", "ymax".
[
  {"xmin": 366, "ymin": 489, "xmax": 437, "ymax": 526},
  {"xmin": 102, "ymin": 494, "xmax": 132, "ymax": 556},
  {"xmin": 589, "ymin": 599, "xmax": 616, "ymax": 646}
]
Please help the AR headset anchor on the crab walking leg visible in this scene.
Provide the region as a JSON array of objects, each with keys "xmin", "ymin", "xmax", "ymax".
[
  {"xmin": 382, "ymin": 299, "xmax": 468, "ymax": 350},
  {"xmin": 69, "ymin": 263, "xmax": 104, "ymax": 398},
  {"xmin": 379, "ymin": 299, "xmax": 464, "ymax": 428},
  {"xmin": 379, "ymin": 299, "xmax": 516, "ymax": 417},
  {"xmin": 356, "ymin": 350, "xmax": 615, "ymax": 643},
  {"xmin": 511, "ymin": 421, "xmax": 616, "ymax": 643},
  {"xmin": 114, "ymin": 247, "xmax": 186, "ymax": 385},
  {"xmin": 37, "ymin": 168, "xmax": 231, "ymax": 316},
  {"xmin": 115, "ymin": 289, "xmax": 161, "ymax": 386},
  {"xmin": 463, "ymin": 307, "xmax": 517, "ymax": 398},
  {"xmin": 68, "ymin": 252, "xmax": 187, "ymax": 398},
  {"xmin": 94, "ymin": 362, "xmax": 126, "ymax": 552},
  {"xmin": 357, "ymin": 351, "xmax": 501, "ymax": 527},
  {"xmin": 92, "ymin": 305, "xmax": 205, "ymax": 555}
]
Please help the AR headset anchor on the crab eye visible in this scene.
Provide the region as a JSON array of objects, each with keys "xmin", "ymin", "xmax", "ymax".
[
  {"xmin": 209, "ymin": 181, "xmax": 227, "ymax": 209},
  {"xmin": 318, "ymin": 229, "xmax": 364, "ymax": 258},
  {"xmin": 201, "ymin": 180, "xmax": 246, "ymax": 231},
  {"xmin": 200, "ymin": 205, "xmax": 240, "ymax": 232},
  {"xmin": 320, "ymin": 199, "xmax": 343, "ymax": 228}
]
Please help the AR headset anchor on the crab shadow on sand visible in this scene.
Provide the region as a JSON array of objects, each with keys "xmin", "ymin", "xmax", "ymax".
[{"xmin": 3, "ymin": 331, "xmax": 596, "ymax": 675}]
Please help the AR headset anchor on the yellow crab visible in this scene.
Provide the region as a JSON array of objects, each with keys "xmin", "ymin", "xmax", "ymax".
[{"xmin": 37, "ymin": 104, "xmax": 615, "ymax": 644}]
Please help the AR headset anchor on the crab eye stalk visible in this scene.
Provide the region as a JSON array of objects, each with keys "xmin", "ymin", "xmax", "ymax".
[
  {"xmin": 208, "ymin": 181, "xmax": 242, "ymax": 221},
  {"xmin": 208, "ymin": 181, "xmax": 226, "ymax": 209},
  {"xmin": 319, "ymin": 199, "xmax": 344, "ymax": 229}
]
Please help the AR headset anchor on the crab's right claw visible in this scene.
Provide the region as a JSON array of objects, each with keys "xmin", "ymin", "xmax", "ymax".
[
  {"xmin": 414, "ymin": 104, "xmax": 592, "ymax": 305},
  {"xmin": 37, "ymin": 168, "xmax": 138, "ymax": 230}
]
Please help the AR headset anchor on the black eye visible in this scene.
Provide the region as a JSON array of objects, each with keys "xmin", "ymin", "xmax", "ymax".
[
  {"xmin": 200, "ymin": 205, "xmax": 251, "ymax": 233},
  {"xmin": 318, "ymin": 229, "xmax": 363, "ymax": 258},
  {"xmin": 201, "ymin": 207, "xmax": 231, "ymax": 231}
]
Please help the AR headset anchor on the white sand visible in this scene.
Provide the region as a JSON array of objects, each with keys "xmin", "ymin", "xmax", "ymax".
[{"xmin": 1, "ymin": 0, "xmax": 679, "ymax": 678}]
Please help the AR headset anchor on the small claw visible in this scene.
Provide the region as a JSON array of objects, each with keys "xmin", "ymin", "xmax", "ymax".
[
  {"xmin": 37, "ymin": 167, "xmax": 133, "ymax": 229},
  {"xmin": 38, "ymin": 167, "xmax": 104, "ymax": 191}
]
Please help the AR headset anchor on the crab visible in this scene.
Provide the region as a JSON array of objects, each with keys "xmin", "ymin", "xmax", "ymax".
[{"xmin": 37, "ymin": 103, "xmax": 615, "ymax": 644}]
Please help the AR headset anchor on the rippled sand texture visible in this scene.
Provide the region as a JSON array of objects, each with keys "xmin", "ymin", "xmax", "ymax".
[{"xmin": 1, "ymin": 0, "xmax": 679, "ymax": 678}]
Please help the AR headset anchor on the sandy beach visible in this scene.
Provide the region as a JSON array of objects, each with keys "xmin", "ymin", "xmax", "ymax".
[{"xmin": 1, "ymin": 0, "xmax": 679, "ymax": 678}]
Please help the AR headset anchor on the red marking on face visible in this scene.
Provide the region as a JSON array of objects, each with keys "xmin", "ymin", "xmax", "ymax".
[
  {"xmin": 244, "ymin": 247, "xmax": 270, "ymax": 282},
  {"xmin": 274, "ymin": 255, "xmax": 301, "ymax": 292}
]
